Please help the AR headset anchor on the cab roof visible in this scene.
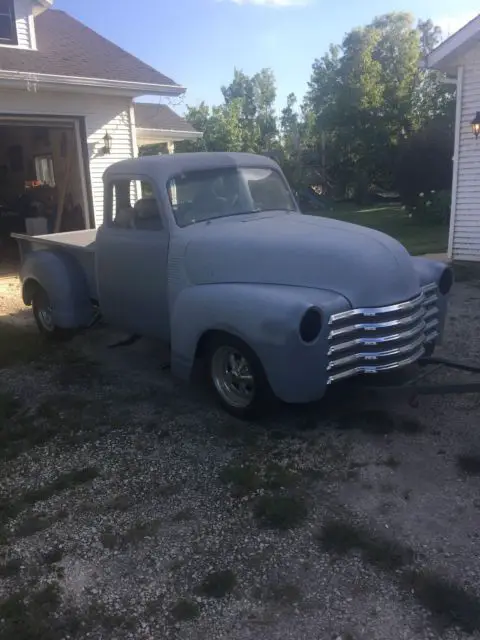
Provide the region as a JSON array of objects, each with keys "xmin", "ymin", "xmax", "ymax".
[{"xmin": 103, "ymin": 152, "xmax": 280, "ymax": 184}]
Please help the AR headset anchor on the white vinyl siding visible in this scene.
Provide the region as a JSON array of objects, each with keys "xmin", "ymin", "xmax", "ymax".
[
  {"xmin": 0, "ymin": 88, "xmax": 136, "ymax": 227},
  {"xmin": 14, "ymin": 0, "xmax": 31, "ymax": 48},
  {"xmin": 452, "ymin": 43, "xmax": 480, "ymax": 261},
  {"xmin": 0, "ymin": 0, "xmax": 35, "ymax": 49}
]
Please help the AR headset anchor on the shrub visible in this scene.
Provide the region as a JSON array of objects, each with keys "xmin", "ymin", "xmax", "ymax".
[
  {"xmin": 395, "ymin": 121, "xmax": 454, "ymax": 209},
  {"xmin": 411, "ymin": 190, "xmax": 451, "ymax": 225}
]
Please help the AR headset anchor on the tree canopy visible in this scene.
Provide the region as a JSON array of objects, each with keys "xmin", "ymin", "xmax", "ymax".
[{"xmin": 175, "ymin": 12, "xmax": 455, "ymax": 204}]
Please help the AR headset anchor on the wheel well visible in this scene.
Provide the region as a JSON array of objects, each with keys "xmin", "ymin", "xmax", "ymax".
[
  {"xmin": 22, "ymin": 278, "xmax": 42, "ymax": 306},
  {"xmin": 195, "ymin": 329, "xmax": 228, "ymax": 360},
  {"xmin": 195, "ymin": 329, "xmax": 260, "ymax": 364}
]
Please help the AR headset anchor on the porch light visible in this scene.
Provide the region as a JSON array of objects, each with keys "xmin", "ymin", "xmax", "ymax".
[
  {"xmin": 471, "ymin": 112, "xmax": 480, "ymax": 139},
  {"xmin": 103, "ymin": 131, "xmax": 112, "ymax": 154}
]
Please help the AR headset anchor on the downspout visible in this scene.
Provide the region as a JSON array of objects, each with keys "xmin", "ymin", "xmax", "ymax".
[{"xmin": 448, "ymin": 65, "xmax": 464, "ymax": 261}]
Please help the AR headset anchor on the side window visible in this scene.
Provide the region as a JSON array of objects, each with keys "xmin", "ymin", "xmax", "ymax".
[{"xmin": 110, "ymin": 179, "xmax": 163, "ymax": 231}]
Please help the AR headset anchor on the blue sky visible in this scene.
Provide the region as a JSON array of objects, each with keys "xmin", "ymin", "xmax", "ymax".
[{"xmin": 54, "ymin": 0, "xmax": 478, "ymax": 114}]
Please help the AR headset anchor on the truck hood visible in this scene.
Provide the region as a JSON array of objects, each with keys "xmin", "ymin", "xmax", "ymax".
[{"xmin": 183, "ymin": 212, "xmax": 422, "ymax": 307}]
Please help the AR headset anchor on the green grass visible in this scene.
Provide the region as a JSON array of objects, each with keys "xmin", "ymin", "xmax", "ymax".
[
  {"xmin": 170, "ymin": 599, "xmax": 200, "ymax": 622},
  {"xmin": 100, "ymin": 519, "xmax": 162, "ymax": 549},
  {"xmin": 253, "ymin": 494, "xmax": 308, "ymax": 530},
  {"xmin": 0, "ymin": 323, "xmax": 50, "ymax": 369},
  {"xmin": 219, "ymin": 461, "xmax": 300, "ymax": 497},
  {"xmin": 0, "ymin": 467, "xmax": 98, "ymax": 534},
  {"xmin": 197, "ymin": 569, "xmax": 236, "ymax": 598},
  {"xmin": 315, "ymin": 203, "xmax": 448, "ymax": 256}
]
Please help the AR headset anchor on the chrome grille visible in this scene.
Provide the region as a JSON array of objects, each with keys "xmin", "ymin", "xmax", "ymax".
[{"xmin": 327, "ymin": 284, "xmax": 439, "ymax": 384}]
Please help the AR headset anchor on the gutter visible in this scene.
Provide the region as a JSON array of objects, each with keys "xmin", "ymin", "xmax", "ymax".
[
  {"xmin": 0, "ymin": 70, "xmax": 186, "ymax": 97},
  {"xmin": 33, "ymin": 0, "xmax": 54, "ymax": 16},
  {"xmin": 136, "ymin": 127, "xmax": 203, "ymax": 141}
]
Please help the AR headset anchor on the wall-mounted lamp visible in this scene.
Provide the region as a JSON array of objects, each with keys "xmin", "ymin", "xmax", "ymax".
[
  {"xmin": 103, "ymin": 131, "xmax": 112, "ymax": 154},
  {"xmin": 471, "ymin": 112, "xmax": 480, "ymax": 139}
]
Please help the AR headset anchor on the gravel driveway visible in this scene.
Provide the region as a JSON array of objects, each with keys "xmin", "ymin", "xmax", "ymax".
[{"xmin": 1, "ymin": 279, "xmax": 480, "ymax": 639}]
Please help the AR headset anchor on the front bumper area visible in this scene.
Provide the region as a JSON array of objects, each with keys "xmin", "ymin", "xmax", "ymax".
[{"xmin": 327, "ymin": 284, "xmax": 439, "ymax": 384}]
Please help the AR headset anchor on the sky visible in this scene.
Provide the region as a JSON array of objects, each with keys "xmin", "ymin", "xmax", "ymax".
[{"xmin": 53, "ymin": 0, "xmax": 478, "ymax": 114}]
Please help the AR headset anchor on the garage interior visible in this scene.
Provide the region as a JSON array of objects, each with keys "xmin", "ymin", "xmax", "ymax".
[{"xmin": 0, "ymin": 117, "xmax": 90, "ymax": 263}]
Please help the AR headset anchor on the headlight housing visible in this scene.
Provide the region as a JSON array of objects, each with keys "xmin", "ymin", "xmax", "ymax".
[
  {"xmin": 299, "ymin": 307, "xmax": 322, "ymax": 343},
  {"xmin": 439, "ymin": 267, "xmax": 454, "ymax": 295}
]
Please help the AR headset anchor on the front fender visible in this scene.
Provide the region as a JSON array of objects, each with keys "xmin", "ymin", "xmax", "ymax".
[
  {"xmin": 412, "ymin": 257, "xmax": 450, "ymax": 343},
  {"xmin": 411, "ymin": 256, "xmax": 448, "ymax": 287},
  {"xmin": 170, "ymin": 284, "xmax": 350, "ymax": 403},
  {"xmin": 21, "ymin": 250, "xmax": 93, "ymax": 329}
]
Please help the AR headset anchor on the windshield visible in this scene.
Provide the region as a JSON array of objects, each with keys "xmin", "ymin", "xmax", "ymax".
[{"xmin": 167, "ymin": 166, "xmax": 297, "ymax": 227}]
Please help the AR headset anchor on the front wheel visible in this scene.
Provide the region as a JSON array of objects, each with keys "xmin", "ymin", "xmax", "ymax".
[
  {"xmin": 32, "ymin": 288, "xmax": 75, "ymax": 341},
  {"xmin": 206, "ymin": 334, "xmax": 275, "ymax": 419}
]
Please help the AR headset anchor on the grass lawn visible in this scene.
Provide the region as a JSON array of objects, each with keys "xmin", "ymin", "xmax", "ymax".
[{"xmin": 312, "ymin": 203, "xmax": 448, "ymax": 256}]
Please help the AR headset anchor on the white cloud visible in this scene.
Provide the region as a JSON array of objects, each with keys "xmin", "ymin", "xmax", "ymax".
[
  {"xmin": 435, "ymin": 11, "xmax": 478, "ymax": 38},
  {"xmin": 221, "ymin": 0, "xmax": 310, "ymax": 7}
]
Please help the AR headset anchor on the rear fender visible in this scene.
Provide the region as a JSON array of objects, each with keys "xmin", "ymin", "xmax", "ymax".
[{"xmin": 21, "ymin": 250, "xmax": 93, "ymax": 329}]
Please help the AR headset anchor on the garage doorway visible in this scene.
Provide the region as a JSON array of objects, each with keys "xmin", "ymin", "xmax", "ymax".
[{"xmin": 0, "ymin": 115, "xmax": 92, "ymax": 265}]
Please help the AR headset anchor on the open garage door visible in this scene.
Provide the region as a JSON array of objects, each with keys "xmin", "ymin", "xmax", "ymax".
[{"xmin": 0, "ymin": 115, "xmax": 92, "ymax": 262}]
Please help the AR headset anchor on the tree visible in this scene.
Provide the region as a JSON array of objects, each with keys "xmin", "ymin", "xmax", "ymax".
[
  {"xmin": 182, "ymin": 100, "xmax": 244, "ymax": 153},
  {"xmin": 173, "ymin": 12, "xmax": 454, "ymax": 208},
  {"xmin": 304, "ymin": 12, "xmax": 455, "ymax": 201}
]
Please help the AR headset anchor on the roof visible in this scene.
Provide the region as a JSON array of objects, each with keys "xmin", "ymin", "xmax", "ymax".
[
  {"xmin": 134, "ymin": 104, "xmax": 198, "ymax": 134},
  {"xmin": 426, "ymin": 13, "xmax": 480, "ymax": 73},
  {"xmin": 0, "ymin": 10, "xmax": 182, "ymax": 91},
  {"xmin": 104, "ymin": 152, "xmax": 278, "ymax": 182}
]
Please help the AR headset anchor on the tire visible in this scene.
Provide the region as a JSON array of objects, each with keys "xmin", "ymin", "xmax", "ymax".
[
  {"xmin": 205, "ymin": 333, "xmax": 275, "ymax": 419},
  {"xmin": 32, "ymin": 288, "xmax": 75, "ymax": 341}
]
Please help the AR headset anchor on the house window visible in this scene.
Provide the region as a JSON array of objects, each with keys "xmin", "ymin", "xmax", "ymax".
[
  {"xmin": 35, "ymin": 155, "xmax": 56, "ymax": 187},
  {"xmin": 0, "ymin": 0, "xmax": 17, "ymax": 45}
]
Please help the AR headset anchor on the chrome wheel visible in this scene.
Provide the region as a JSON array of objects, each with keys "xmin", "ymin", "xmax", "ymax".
[
  {"xmin": 35, "ymin": 298, "xmax": 54, "ymax": 332},
  {"xmin": 211, "ymin": 345, "xmax": 255, "ymax": 409}
]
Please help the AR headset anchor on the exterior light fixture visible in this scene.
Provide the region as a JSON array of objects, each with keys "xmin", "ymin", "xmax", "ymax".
[
  {"xmin": 471, "ymin": 112, "xmax": 480, "ymax": 139},
  {"xmin": 103, "ymin": 131, "xmax": 112, "ymax": 154}
]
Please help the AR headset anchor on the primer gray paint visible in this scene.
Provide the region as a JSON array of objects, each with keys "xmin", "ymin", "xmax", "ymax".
[{"xmin": 13, "ymin": 153, "xmax": 450, "ymax": 404}]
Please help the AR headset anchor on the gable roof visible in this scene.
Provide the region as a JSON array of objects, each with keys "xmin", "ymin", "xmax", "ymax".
[
  {"xmin": 134, "ymin": 104, "xmax": 198, "ymax": 134},
  {"xmin": 0, "ymin": 10, "xmax": 183, "ymax": 94},
  {"xmin": 426, "ymin": 14, "xmax": 480, "ymax": 73}
]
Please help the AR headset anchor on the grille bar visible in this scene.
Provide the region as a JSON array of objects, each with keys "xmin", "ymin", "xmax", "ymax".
[
  {"xmin": 327, "ymin": 346, "xmax": 427, "ymax": 384},
  {"xmin": 328, "ymin": 321, "xmax": 428, "ymax": 356},
  {"xmin": 328, "ymin": 285, "xmax": 436, "ymax": 324},
  {"xmin": 329, "ymin": 307, "xmax": 426, "ymax": 339},
  {"xmin": 327, "ymin": 284, "xmax": 439, "ymax": 384}
]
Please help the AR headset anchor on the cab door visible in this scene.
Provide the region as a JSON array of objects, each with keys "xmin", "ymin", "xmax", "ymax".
[{"xmin": 95, "ymin": 175, "xmax": 171, "ymax": 340}]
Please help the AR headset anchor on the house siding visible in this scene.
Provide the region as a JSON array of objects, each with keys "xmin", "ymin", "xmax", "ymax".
[
  {"xmin": 452, "ymin": 43, "xmax": 480, "ymax": 261},
  {"xmin": 0, "ymin": 88, "xmax": 136, "ymax": 227},
  {"xmin": 13, "ymin": 0, "xmax": 34, "ymax": 49}
]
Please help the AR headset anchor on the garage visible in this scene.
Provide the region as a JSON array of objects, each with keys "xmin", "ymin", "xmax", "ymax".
[{"xmin": 0, "ymin": 115, "xmax": 92, "ymax": 262}]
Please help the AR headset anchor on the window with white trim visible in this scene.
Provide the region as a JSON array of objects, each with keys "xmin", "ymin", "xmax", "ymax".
[{"xmin": 0, "ymin": 0, "xmax": 17, "ymax": 45}]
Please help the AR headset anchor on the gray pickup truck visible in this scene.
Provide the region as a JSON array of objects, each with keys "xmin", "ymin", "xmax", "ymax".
[{"xmin": 13, "ymin": 152, "xmax": 453, "ymax": 418}]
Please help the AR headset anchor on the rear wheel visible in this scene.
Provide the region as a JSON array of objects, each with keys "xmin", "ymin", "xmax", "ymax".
[
  {"xmin": 32, "ymin": 287, "xmax": 74, "ymax": 341},
  {"xmin": 206, "ymin": 333, "xmax": 275, "ymax": 419}
]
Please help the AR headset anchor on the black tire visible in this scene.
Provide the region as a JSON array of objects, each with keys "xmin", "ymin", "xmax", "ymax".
[
  {"xmin": 32, "ymin": 288, "xmax": 75, "ymax": 341},
  {"xmin": 205, "ymin": 333, "xmax": 275, "ymax": 419}
]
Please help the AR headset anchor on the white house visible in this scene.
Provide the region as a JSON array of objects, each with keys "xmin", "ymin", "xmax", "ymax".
[
  {"xmin": 426, "ymin": 14, "xmax": 480, "ymax": 262},
  {"xmin": 0, "ymin": 0, "xmax": 201, "ymax": 235}
]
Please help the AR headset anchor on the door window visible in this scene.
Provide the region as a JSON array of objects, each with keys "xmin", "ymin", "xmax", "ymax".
[{"xmin": 109, "ymin": 179, "xmax": 163, "ymax": 231}]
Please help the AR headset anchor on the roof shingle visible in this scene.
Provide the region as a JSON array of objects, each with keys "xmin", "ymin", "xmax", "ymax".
[
  {"xmin": 134, "ymin": 103, "xmax": 197, "ymax": 133},
  {"xmin": 0, "ymin": 10, "xmax": 181, "ymax": 89}
]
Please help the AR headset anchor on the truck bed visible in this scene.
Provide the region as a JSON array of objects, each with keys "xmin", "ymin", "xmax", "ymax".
[
  {"xmin": 12, "ymin": 229, "xmax": 98, "ymax": 299},
  {"xmin": 12, "ymin": 229, "xmax": 97, "ymax": 252}
]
